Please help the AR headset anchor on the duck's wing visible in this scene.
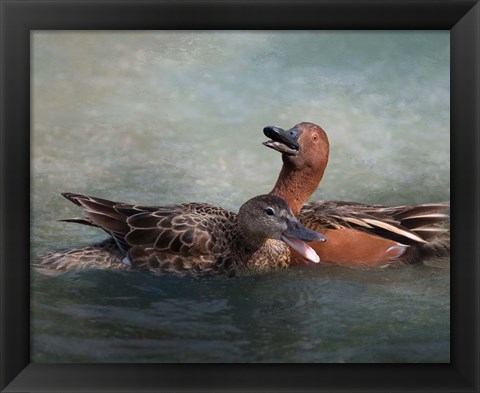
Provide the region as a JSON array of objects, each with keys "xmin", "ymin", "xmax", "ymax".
[
  {"xmin": 61, "ymin": 193, "xmax": 237, "ymax": 257},
  {"xmin": 124, "ymin": 203, "xmax": 236, "ymax": 255},
  {"xmin": 299, "ymin": 201, "xmax": 449, "ymax": 245},
  {"xmin": 122, "ymin": 203, "xmax": 237, "ymax": 274},
  {"xmin": 61, "ymin": 192, "xmax": 158, "ymax": 254}
]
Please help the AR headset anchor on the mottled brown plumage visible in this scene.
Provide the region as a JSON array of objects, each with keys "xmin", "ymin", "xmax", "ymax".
[
  {"xmin": 36, "ymin": 239, "xmax": 125, "ymax": 272},
  {"xmin": 264, "ymin": 122, "xmax": 450, "ymax": 268},
  {"xmin": 35, "ymin": 194, "xmax": 325, "ymax": 276}
]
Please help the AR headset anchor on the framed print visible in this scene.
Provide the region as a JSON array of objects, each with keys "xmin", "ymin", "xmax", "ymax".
[{"xmin": 1, "ymin": 1, "xmax": 479, "ymax": 392}]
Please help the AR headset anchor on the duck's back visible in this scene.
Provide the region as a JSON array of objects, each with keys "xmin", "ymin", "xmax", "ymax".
[
  {"xmin": 299, "ymin": 200, "xmax": 449, "ymax": 245},
  {"xmin": 124, "ymin": 203, "xmax": 238, "ymax": 275}
]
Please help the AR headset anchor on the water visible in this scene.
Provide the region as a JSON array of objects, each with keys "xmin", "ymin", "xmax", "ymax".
[
  {"xmin": 31, "ymin": 31, "xmax": 450, "ymax": 362},
  {"xmin": 32, "ymin": 266, "xmax": 449, "ymax": 363}
]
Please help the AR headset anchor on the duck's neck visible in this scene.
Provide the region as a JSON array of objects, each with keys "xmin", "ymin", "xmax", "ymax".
[
  {"xmin": 270, "ymin": 163, "xmax": 325, "ymax": 216},
  {"xmin": 229, "ymin": 229, "xmax": 290, "ymax": 274}
]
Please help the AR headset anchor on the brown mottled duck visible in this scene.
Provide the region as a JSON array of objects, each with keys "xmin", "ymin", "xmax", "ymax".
[{"xmin": 35, "ymin": 193, "xmax": 325, "ymax": 277}]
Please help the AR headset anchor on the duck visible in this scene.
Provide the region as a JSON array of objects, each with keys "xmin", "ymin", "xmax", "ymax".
[
  {"xmin": 263, "ymin": 122, "xmax": 450, "ymax": 268},
  {"xmin": 35, "ymin": 193, "xmax": 325, "ymax": 276}
]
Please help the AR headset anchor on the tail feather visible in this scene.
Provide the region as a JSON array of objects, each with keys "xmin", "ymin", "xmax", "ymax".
[
  {"xmin": 60, "ymin": 192, "xmax": 133, "ymax": 254},
  {"xmin": 83, "ymin": 211, "xmax": 130, "ymax": 233},
  {"xmin": 418, "ymin": 233, "xmax": 451, "ymax": 264},
  {"xmin": 400, "ymin": 214, "xmax": 450, "ymax": 230},
  {"xmin": 62, "ymin": 192, "xmax": 119, "ymax": 209},
  {"xmin": 389, "ymin": 203, "xmax": 450, "ymax": 242},
  {"xmin": 61, "ymin": 192, "xmax": 130, "ymax": 234},
  {"xmin": 392, "ymin": 203, "xmax": 449, "ymax": 220},
  {"xmin": 412, "ymin": 227, "xmax": 449, "ymax": 241},
  {"xmin": 59, "ymin": 217, "xmax": 99, "ymax": 228}
]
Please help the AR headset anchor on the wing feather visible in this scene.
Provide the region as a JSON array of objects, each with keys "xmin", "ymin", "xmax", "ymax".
[
  {"xmin": 300, "ymin": 200, "xmax": 449, "ymax": 245},
  {"xmin": 61, "ymin": 193, "xmax": 236, "ymax": 258},
  {"xmin": 126, "ymin": 204, "xmax": 235, "ymax": 256}
]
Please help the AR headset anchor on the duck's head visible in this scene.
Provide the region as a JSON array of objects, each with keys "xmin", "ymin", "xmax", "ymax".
[
  {"xmin": 237, "ymin": 194, "xmax": 326, "ymax": 263},
  {"xmin": 263, "ymin": 122, "xmax": 329, "ymax": 171}
]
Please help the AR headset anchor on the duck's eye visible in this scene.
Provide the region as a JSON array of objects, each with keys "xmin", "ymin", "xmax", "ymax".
[
  {"xmin": 264, "ymin": 207, "xmax": 275, "ymax": 216},
  {"xmin": 312, "ymin": 133, "xmax": 319, "ymax": 141}
]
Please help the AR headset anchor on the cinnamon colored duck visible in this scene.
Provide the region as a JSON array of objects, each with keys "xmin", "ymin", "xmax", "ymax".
[
  {"xmin": 263, "ymin": 122, "xmax": 450, "ymax": 268},
  {"xmin": 35, "ymin": 193, "xmax": 325, "ymax": 276}
]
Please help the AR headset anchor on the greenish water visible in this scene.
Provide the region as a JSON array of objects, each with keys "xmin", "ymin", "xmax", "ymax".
[
  {"xmin": 32, "ymin": 266, "xmax": 449, "ymax": 363},
  {"xmin": 31, "ymin": 31, "xmax": 450, "ymax": 362}
]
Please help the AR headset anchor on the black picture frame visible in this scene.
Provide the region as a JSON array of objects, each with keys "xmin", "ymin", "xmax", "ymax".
[{"xmin": 1, "ymin": 1, "xmax": 479, "ymax": 392}]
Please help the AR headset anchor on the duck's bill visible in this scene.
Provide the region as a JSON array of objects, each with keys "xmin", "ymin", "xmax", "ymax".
[
  {"xmin": 281, "ymin": 220, "xmax": 326, "ymax": 263},
  {"xmin": 263, "ymin": 126, "xmax": 299, "ymax": 156}
]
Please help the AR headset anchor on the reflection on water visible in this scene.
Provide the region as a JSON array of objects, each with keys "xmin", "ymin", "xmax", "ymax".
[
  {"xmin": 31, "ymin": 31, "xmax": 449, "ymax": 362},
  {"xmin": 32, "ymin": 265, "xmax": 449, "ymax": 363}
]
